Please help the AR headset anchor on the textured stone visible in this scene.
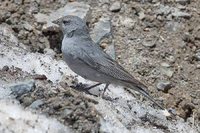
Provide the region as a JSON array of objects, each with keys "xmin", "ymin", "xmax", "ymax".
[
  {"xmin": 109, "ymin": 1, "xmax": 121, "ymax": 12},
  {"xmin": 157, "ymin": 81, "xmax": 172, "ymax": 92},
  {"xmin": 9, "ymin": 80, "xmax": 35, "ymax": 97},
  {"xmin": 90, "ymin": 16, "xmax": 111, "ymax": 44}
]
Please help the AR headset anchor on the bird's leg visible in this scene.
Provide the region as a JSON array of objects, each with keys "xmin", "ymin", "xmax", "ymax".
[
  {"xmin": 71, "ymin": 82, "xmax": 101, "ymax": 94},
  {"xmin": 101, "ymin": 84, "xmax": 109, "ymax": 97},
  {"xmin": 85, "ymin": 83, "xmax": 102, "ymax": 90},
  {"xmin": 82, "ymin": 83, "xmax": 102, "ymax": 96}
]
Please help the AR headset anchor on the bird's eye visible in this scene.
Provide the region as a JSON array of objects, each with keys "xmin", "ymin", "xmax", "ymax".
[{"xmin": 63, "ymin": 20, "xmax": 71, "ymax": 25}]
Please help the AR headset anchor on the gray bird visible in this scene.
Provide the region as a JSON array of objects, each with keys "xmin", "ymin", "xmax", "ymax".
[{"xmin": 53, "ymin": 15, "xmax": 164, "ymax": 110}]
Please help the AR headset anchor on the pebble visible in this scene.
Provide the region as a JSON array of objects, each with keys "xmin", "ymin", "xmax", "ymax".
[
  {"xmin": 21, "ymin": 96, "xmax": 35, "ymax": 107},
  {"xmin": 62, "ymin": 108, "xmax": 73, "ymax": 116},
  {"xmin": 161, "ymin": 68, "xmax": 174, "ymax": 78},
  {"xmin": 44, "ymin": 48, "xmax": 56, "ymax": 58},
  {"xmin": 183, "ymin": 32, "xmax": 195, "ymax": 44},
  {"xmin": 166, "ymin": 21, "xmax": 181, "ymax": 32},
  {"xmin": 29, "ymin": 99, "xmax": 44, "ymax": 109},
  {"xmin": 34, "ymin": 13, "xmax": 48, "ymax": 24},
  {"xmin": 138, "ymin": 11, "xmax": 145, "ymax": 20},
  {"xmin": 196, "ymin": 64, "xmax": 200, "ymax": 69},
  {"xmin": 171, "ymin": 9, "xmax": 191, "ymax": 19},
  {"xmin": 156, "ymin": 81, "xmax": 172, "ymax": 92},
  {"xmin": 120, "ymin": 17, "xmax": 135, "ymax": 29},
  {"xmin": 109, "ymin": 1, "xmax": 121, "ymax": 12},
  {"xmin": 28, "ymin": 1, "xmax": 39, "ymax": 14},
  {"xmin": 9, "ymin": 80, "xmax": 35, "ymax": 97},
  {"xmin": 142, "ymin": 40, "xmax": 155, "ymax": 47},
  {"xmin": 195, "ymin": 52, "xmax": 200, "ymax": 61},
  {"xmin": 161, "ymin": 62, "xmax": 171, "ymax": 68},
  {"xmin": 192, "ymin": 99, "xmax": 200, "ymax": 105},
  {"xmin": 168, "ymin": 108, "xmax": 177, "ymax": 115},
  {"xmin": 157, "ymin": 5, "xmax": 191, "ymax": 19},
  {"xmin": 0, "ymin": 24, "xmax": 19, "ymax": 45},
  {"xmin": 2, "ymin": 66, "xmax": 9, "ymax": 71},
  {"xmin": 105, "ymin": 43, "xmax": 116, "ymax": 60},
  {"xmin": 156, "ymin": 5, "xmax": 172, "ymax": 15},
  {"xmin": 100, "ymin": 42, "xmax": 108, "ymax": 49},
  {"xmin": 23, "ymin": 22, "xmax": 33, "ymax": 31},
  {"xmin": 14, "ymin": 0, "xmax": 23, "ymax": 4},
  {"xmin": 166, "ymin": 56, "xmax": 176, "ymax": 63},
  {"xmin": 175, "ymin": 0, "xmax": 190, "ymax": 5}
]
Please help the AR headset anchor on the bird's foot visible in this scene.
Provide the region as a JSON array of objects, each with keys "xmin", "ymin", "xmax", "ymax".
[{"xmin": 70, "ymin": 83, "xmax": 101, "ymax": 97}]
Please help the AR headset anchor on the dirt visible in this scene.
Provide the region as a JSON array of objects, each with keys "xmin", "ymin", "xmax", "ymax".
[
  {"xmin": 0, "ymin": 0, "xmax": 200, "ymax": 130},
  {"xmin": 0, "ymin": 66, "xmax": 100, "ymax": 132}
]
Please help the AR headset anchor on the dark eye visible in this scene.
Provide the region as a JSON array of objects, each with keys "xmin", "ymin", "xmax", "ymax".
[{"xmin": 63, "ymin": 20, "xmax": 71, "ymax": 25}]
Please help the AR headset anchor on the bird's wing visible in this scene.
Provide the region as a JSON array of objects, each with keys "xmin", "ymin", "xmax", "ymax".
[{"xmin": 75, "ymin": 39, "xmax": 144, "ymax": 86}]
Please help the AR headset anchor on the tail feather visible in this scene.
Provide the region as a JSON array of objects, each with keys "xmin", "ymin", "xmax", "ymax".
[
  {"xmin": 121, "ymin": 80, "xmax": 165, "ymax": 110},
  {"xmin": 136, "ymin": 85, "xmax": 165, "ymax": 110}
]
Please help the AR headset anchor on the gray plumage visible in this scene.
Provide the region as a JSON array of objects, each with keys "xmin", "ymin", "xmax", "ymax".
[{"xmin": 53, "ymin": 15, "xmax": 164, "ymax": 110}]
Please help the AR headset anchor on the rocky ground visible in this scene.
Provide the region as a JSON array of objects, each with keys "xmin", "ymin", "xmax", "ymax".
[{"xmin": 0, "ymin": 0, "xmax": 200, "ymax": 132}]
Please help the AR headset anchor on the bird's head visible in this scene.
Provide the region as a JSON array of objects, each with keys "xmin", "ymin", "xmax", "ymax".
[{"xmin": 52, "ymin": 15, "xmax": 89, "ymax": 36}]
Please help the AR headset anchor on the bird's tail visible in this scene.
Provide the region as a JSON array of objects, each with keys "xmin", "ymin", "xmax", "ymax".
[
  {"xmin": 125, "ymin": 82, "xmax": 165, "ymax": 110},
  {"xmin": 135, "ymin": 85, "xmax": 165, "ymax": 110}
]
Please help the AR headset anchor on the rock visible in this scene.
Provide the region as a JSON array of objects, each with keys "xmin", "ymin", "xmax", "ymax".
[
  {"xmin": 28, "ymin": 1, "xmax": 39, "ymax": 14},
  {"xmin": 44, "ymin": 48, "xmax": 56, "ymax": 58},
  {"xmin": 166, "ymin": 56, "xmax": 176, "ymax": 63},
  {"xmin": 105, "ymin": 43, "xmax": 116, "ymax": 60},
  {"xmin": 109, "ymin": 1, "xmax": 121, "ymax": 12},
  {"xmin": 156, "ymin": 5, "xmax": 191, "ymax": 19},
  {"xmin": 152, "ymin": 0, "xmax": 159, "ymax": 3},
  {"xmin": 23, "ymin": 22, "xmax": 33, "ymax": 31},
  {"xmin": 62, "ymin": 108, "xmax": 73, "ymax": 116},
  {"xmin": 195, "ymin": 52, "xmax": 200, "ymax": 61},
  {"xmin": 9, "ymin": 80, "xmax": 35, "ymax": 97},
  {"xmin": 0, "ymin": 10, "xmax": 11, "ymax": 22},
  {"xmin": 175, "ymin": 0, "xmax": 190, "ymax": 5},
  {"xmin": 177, "ymin": 39, "xmax": 186, "ymax": 48},
  {"xmin": 156, "ymin": 5, "xmax": 172, "ymax": 15},
  {"xmin": 90, "ymin": 16, "xmax": 111, "ymax": 44},
  {"xmin": 182, "ymin": 32, "xmax": 194, "ymax": 42},
  {"xmin": 142, "ymin": 40, "xmax": 156, "ymax": 47},
  {"xmin": 168, "ymin": 108, "xmax": 177, "ymax": 115},
  {"xmin": 21, "ymin": 96, "xmax": 35, "ymax": 107},
  {"xmin": 34, "ymin": 13, "xmax": 48, "ymax": 24},
  {"xmin": 29, "ymin": 99, "xmax": 44, "ymax": 109},
  {"xmin": 0, "ymin": 24, "xmax": 19, "ymax": 45},
  {"xmin": 156, "ymin": 81, "xmax": 172, "ymax": 92},
  {"xmin": 171, "ymin": 9, "xmax": 191, "ymax": 19},
  {"xmin": 14, "ymin": 0, "xmax": 23, "ymax": 4},
  {"xmin": 192, "ymin": 99, "xmax": 200, "ymax": 105},
  {"xmin": 34, "ymin": 2, "xmax": 90, "ymax": 30},
  {"xmin": 2, "ymin": 66, "xmax": 9, "ymax": 71},
  {"xmin": 196, "ymin": 64, "xmax": 200, "ymax": 69},
  {"xmin": 177, "ymin": 5, "xmax": 186, "ymax": 10},
  {"xmin": 120, "ymin": 17, "xmax": 135, "ymax": 29},
  {"xmin": 138, "ymin": 11, "xmax": 145, "ymax": 20},
  {"xmin": 165, "ymin": 21, "xmax": 181, "ymax": 32},
  {"xmin": 100, "ymin": 43, "xmax": 108, "ymax": 49},
  {"xmin": 100, "ymin": 0, "xmax": 110, "ymax": 4},
  {"xmin": 132, "ymin": 56, "xmax": 142, "ymax": 69},
  {"xmin": 160, "ymin": 68, "xmax": 174, "ymax": 78},
  {"xmin": 161, "ymin": 62, "xmax": 171, "ymax": 68}
]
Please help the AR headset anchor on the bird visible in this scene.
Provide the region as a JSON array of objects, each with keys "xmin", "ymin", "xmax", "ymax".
[{"xmin": 52, "ymin": 15, "xmax": 165, "ymax": 110}]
